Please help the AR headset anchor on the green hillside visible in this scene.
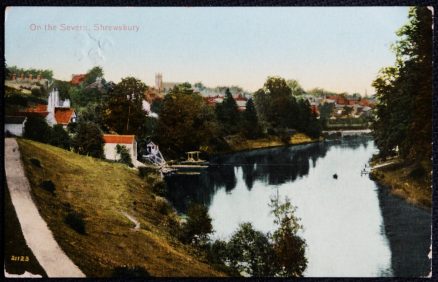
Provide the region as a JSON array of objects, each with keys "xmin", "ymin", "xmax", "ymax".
[{"xmin": 17, "ymin": 139, "xmax": 224, "ymax": 277}]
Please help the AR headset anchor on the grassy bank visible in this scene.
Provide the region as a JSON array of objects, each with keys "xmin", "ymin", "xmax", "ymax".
[
  {"xmin": 369, "ymin": 158, "xmax": 432, "ymax": 210},
  {"xmin": 224, "ymin": 133, "xmax": 320, "ymax": 153},
  {"xmin": 16, "ymin": 139, "xmax": 224, "ymax": 277}
]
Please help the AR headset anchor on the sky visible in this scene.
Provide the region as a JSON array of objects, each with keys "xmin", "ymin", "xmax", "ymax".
[{"xmin": 5, "ymin": 6, "xmax": 410, "ymax": 95}]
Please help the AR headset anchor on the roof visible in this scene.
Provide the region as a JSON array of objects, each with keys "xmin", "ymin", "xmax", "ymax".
[
  {"xmin": 25, "ymin": 104, "xmax": 48, "ymax": 112},
  {"xmin": 21, "ymin": 104, "xmax": 49, "ymax": 117},
  {"xmin": 54, "ymin": 108, "xmax": 76, "ymax": 125},
  {"xmin": 71, "ymin": 74, "xmax": 86, "ymax": 85},
  {"xmin": 5, "ymin": 116, "xmax": 27, "ymax": 124},
  {"xmin": 103, "ymin": 134, "xmax": 136, "ymax": 144}
]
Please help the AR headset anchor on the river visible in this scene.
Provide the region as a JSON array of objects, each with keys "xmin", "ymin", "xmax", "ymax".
[{"xmin": 164, "ymin": 137, "xmax": 431, "ymax": 277}]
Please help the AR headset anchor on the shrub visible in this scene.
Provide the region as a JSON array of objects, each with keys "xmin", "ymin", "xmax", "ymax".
[
  {"xmin": 152, "ymin": 180, "xmax": 167, "ymax": 197},
  {"xmin": 30, "ymin": 158, "xmax": 42, "ymax": 167},
  {"xmin": 49, "ymin": 125, "xmax": 71, "ymax": 150},
  {"xmin": 72, "ymin": 122, "xmax": 104, "ymax": 158},
  {"xmin": 24, "ymin": 116, "xmax": 52, "ymax": 143},
  {"xmin": 64, "ymin": 211, "xmax": 86, "ymax": 235},
  {"xmin": 179, "ymin": 203, "xmax": 213, "ymax": 246},
  {"xmin": 112, "ymin": 265, "xmax": 150, "ymax": 277},
  {"xmin": 40, "ymin": 180, "xmax": 55, "ymax": 194},
  {"xmin": 115, "ymin": 144, "xmax": 133, "ymax": 167}
]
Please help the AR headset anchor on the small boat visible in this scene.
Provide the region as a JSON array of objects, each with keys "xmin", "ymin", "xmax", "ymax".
[
  {"xmin": 169, "ymin": 151, "xmax": 209, "ymax": 172},
  {"xmin": 180, "ymin": 151, "xmax": 209, "ymax": 166}
]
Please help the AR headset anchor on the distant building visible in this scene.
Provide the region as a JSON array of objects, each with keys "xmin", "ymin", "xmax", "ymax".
[
  {"xmin": 5, "ymin": 116, "xmax": 27, "ymax": 136},
  {"xmin": 103, "ymin": 134, "xmax": 137, "ymax": 162},
  {"xmin": 71, "ymin": 74, "xmax": 86, "ymax": 85}
]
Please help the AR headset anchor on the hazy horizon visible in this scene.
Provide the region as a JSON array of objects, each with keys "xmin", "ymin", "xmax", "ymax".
[{"xmin": 5, "ymin": 6, "xmax": 409, "ymax": 94}]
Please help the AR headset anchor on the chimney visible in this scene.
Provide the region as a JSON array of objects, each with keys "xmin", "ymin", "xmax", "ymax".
[{"xmin": 12, "ymin": 73, "xmax": 16, "ymax": 80}]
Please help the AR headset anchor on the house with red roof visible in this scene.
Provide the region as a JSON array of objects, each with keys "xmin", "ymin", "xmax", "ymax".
[
  {"xmin": 103, "ymin": 134, "xmax": 137, "ymax": 163},
  {"xmin": 20, "ymin": 88, "xmax": 76, "ymax": 128},
  {"xmin": 70, "ymin": 74, "xmax": 86, "ymax": 85}
]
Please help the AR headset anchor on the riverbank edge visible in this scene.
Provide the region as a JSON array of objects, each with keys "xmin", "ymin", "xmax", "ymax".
[
  {"xmin": 212, "ymin": 133, "xmax": 322, "ymax": 156},
  {"xmin": 369, "ymin": 160, "xmax": 432, "ymax": 211}
]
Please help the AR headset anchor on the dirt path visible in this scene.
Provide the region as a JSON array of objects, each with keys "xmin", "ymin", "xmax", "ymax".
[
  {"xmin": 121, "ymin": 211, "xmax": 140, "ymax": 230},
  {"xmin": 4, "ymin": 138, "xmax": 85, "ymax": 277}
]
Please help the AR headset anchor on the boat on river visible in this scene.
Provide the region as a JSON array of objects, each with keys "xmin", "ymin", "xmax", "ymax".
[{"xmin": 169, "ymin": 151, "xmax": 209, "ymax": 171}]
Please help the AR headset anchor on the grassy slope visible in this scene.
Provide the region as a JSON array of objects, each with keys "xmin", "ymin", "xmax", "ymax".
[
  {"xmin": 225, "ymin": 133, "xmax": 319, "ymax": 152},
  {"xmin": 17, "ymin": 139, "xmax": 224, "ymax": 277},
  {"xmin": 369, "ymin": 159, "xmax": 432, "ymax": 210}
]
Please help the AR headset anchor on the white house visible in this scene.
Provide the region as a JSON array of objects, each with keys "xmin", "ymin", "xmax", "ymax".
[
  {"xmin": 46, "ymin": 88, "xmax": 76, "ymax": 128},
  {"xmin": 5, "ymin": 116, "xmax": 27, "ymax": 136},
  {"xmin": 102, "ymin": 134, "xmax": 137, "ymax": 162}
]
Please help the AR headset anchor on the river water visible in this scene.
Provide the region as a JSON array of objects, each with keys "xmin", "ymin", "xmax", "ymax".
[{"xmin": 165, "ymin": 137, "xmax": 431, "ymax": 277}]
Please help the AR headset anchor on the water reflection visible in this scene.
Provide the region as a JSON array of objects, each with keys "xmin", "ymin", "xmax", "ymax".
[{"xmin": 164, "ymin": 137, "xmax": 430, "ymax": 277}]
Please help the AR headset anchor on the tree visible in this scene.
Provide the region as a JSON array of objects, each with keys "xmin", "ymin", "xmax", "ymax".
[
  {"xmin": 286, "ymin": 79, "xmax": 305, "ymax": 96},
  {"xmin": 180, "ymin": 203, "xmax": 213, "ymax": 246},
  {"xmin": 115, "ymin": 144, "xmax": 133, "ymax": 167},
  {"xmin": 23, "ymin": 116, "xmax": 52, "ymax": 143},
  {"xmin": 254, "ymin": 76, "xmax": 299, "ymax": 131},
  {"xmin": 84, "ymin": 66, "xmax": 104, "ymax": 85},
  {"xmin": 269, "ymin": 195, "xmax": 307, "ymax": 277},
  {"xmin": 103, "ymin": 77, "xmax": 148, "ymax": 135},
  {"xmin": 157, "ymin": 86, "xmax": 217, "ymax": 158},
  {"xmin": 49, "ymin": 125, "xmax": 71, "ymax": 150},
  {"xmin": 72, "ymin": 122, "xmax": 104, "ymax": 158},
  {"xmin": 215, "ymin": 88, "xmax": 240, "ymax": 134},
  {"xmin": 372, "ymin": 7, "xmax": 432, "ymax": 165},
  {"xmin": 226, "ymin": 222, "xmax": 277, "ymax": 277},
  {"xmin": 242, "ymin": 98, "xmax": 262, "ymax": 139},
  {"xmin": 53, "ymin": 80, "xmax": 72, "ymax": 100}
]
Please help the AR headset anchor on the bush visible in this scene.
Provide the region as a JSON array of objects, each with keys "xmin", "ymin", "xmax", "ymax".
[
  {"xmin": 64, "ymin": 211, "xmax": 86, "ymax": 234},
  {"xmin": 49, "ymin": 125, "xmax": 71, "ymax": 150},
  {"xmin": 152, "ymin": 180, "xmax": 167, "ymax": 197},
  {"xmin": 24, "ymin": 116, "xmax": 52, "ymax": 143},
  {"xmin": 115, "ymin": 144, "xmax": 133, "ymax": 167},
  {"xmin": 112, "ymin": 265, "xmax": 150, "ymax": 277},
  {"xmin": 179, "ymin": 203, "xmax": 213, "ymax": 246},
  {"xmin": 40, "ymin": 180, "xmax": 55, "ymax": 194},
  {"xmin": 30, "ymin": 158, "xmax": 41, "ymax": 167},
  {"xmin": 72, "ymin": 122, "xmax": 104, "ymax": 158}
]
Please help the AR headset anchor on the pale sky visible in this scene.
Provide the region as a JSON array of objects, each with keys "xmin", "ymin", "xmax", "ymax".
[{"xmin": 5, "ymin": 6, "xmax": 409, "ymax": 94}]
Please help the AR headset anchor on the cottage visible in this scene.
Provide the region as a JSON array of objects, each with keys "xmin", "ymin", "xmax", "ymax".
[
  {"xmin": 103, "ymin": 134, "xmax": 137, "ymax": 162},
  {"xmin": 22, "ymin": 88, "xmax": 76, "ymax": 128},
  {"xmin": 5, "ymin": 116, "xmax": 27, "ymax": 136}
]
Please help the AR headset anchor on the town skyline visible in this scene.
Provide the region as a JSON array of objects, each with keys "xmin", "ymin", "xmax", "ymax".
[{"xmin": 6, "ymin": 7, "xmax": 409, "ymax": 94}]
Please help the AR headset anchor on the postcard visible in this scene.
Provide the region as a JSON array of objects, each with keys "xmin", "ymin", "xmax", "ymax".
[{"xmin": 4, "ymin": 6, "xmax": 433, "ymax": 278}]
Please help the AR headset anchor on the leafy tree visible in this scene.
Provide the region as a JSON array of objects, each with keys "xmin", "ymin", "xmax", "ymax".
[
  {"xmin": 269, "ymin": 195, "xmax": 307, "ymax": 277},
  {"xmin": 23, "ymin": 116, "xmax": 52, "ymax": 143},
  {"xmin": 49, "ymin": 125, "xmax": 71, "ymax": 150},
  {"xmin": 103, "ymin": 77, "xmax": 148, "ymax": 135},
  {"xmin": 53, "ymin": 80, "xmax": 72, "ymax": 100},
  {"xmin": 226, "ymin": 222, "xmax": 277, "ymax": 276},
  {"xmin": 72, "ymin": 122, "xmax": 104, "ymax": 158},
  {"xmin": 115, "ymin": 144, "xmax": 133, "ymax": 167},
  {"xmin": 84, "ymin": 66, "xmax": 104, "ymax": 85},
  {"xmin": 286, "ymin": 79, "xmax": 305, "ymax": 96},
  {"xmin": 180, "ymin": 203, "xmax": 213, "ymax": 246},
  {"xmin": 157, "ymin": 86, "xmax": 218, "ymax": 158},
  {"xmin": 372, "ymin": 6, "xmax": 432, "ymax": 165},
  {"xmin": 215, "ymin": 88, "xmax": 240, "ymax": 134},
  {"xmin": 254, "ymin": 76, "xmax": 299, "ymax": 131}
]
